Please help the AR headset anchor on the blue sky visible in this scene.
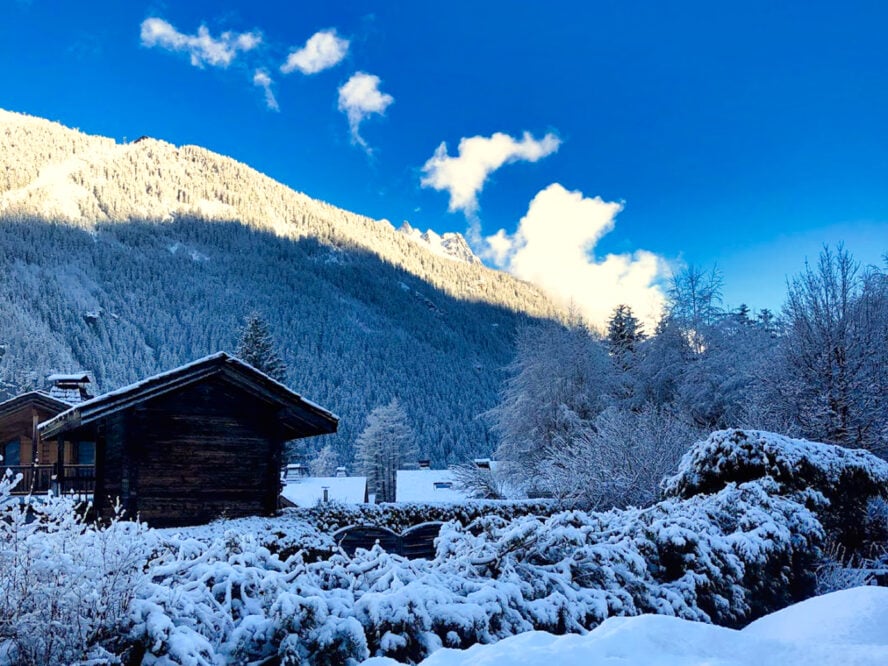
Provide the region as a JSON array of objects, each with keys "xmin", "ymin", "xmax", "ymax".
[{"xmin": 1, "ymin": 1, "xmax": 886, "ymax": 321}]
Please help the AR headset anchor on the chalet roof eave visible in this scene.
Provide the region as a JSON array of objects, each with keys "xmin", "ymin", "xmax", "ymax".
[
  {"xmin": 38, "ymin": 351, "xmax": 338, "ymax": 439},
  {"xmin": 0, "ymin": 390, "xmax": 72, "ymax": 421},
  {"xmin": 222, "ymin": 355, "xmax": 339, "ymax": 422}
]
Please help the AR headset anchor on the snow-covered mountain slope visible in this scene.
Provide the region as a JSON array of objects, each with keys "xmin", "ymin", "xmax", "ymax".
[
  {"xmin": 0, "ymin": 109, "xmax": 563, "ymax": 465},
  {"xmin": 0, "ymin": 109, "xmax": 550, "ymax": 317}
]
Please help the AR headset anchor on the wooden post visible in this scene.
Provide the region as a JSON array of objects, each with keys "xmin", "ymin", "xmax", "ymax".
[{"xmin": 53, "ymin": 436, "xmax": 64, "ymax": 496}]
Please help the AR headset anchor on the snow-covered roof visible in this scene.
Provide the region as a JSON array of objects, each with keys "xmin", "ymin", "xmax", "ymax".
[
  {"xmin": 396, "ymin": 469, "xmax": 469, "ymax": 503},
  {"xmin": 39, "ymin": 351, "xmax": 338, "ymax": 439},
  {"xmin": 46, "ymin": 373, "xmax": 90, "ymax": 383},
  {"xmin": 281, "ymin": 476, "xmax": 367, "ymax": 506}
]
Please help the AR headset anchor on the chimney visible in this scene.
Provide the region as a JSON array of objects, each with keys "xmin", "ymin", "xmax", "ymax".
[
  {"xmin": 418, "ymin": 459, "xmax": 431, "ymax": 470},
  {"xmin": 335, "ymin": 466, "xmax": 347, "ymax": 477},
  {"xmin": 46, "ymin": 373, "xmax": 93, "ymax": 404}
]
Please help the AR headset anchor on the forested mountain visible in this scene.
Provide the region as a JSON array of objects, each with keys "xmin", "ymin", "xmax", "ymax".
[{"xmin": 0, "ymin": 109, "xmax": 562, "ymax": 465}]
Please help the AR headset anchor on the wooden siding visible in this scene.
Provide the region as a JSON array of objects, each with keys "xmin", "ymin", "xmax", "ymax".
[
  {"xmin": 0, "ymin": 403, "xmax": 73, "ymax": 465},
  {"xmin": 99, "ymin": 376, "xmax": 284, "ymax": 527},
  {"xmin": 0, "ymin": 403, "xmax": 66, "ymax": 465}
]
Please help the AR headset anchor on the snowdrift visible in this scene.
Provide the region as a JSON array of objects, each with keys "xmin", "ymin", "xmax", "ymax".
[{"xmin": 363, "ymin": 587, "xmax": 888, "ymax": 666}]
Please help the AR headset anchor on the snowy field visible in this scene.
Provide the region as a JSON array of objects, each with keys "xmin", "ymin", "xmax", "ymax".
[{"xmin": 364, "ymin": 587, "xmax": 888, "ymax": 666}]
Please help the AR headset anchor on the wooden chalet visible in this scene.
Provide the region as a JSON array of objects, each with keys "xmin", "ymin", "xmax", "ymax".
[
  {"xmin": 34, "ymin": 352, "xmax": 338, "ymax": 527},
  {"xmin": 0, "ymin": 391, "xmax": 95, "ymax": 495}
]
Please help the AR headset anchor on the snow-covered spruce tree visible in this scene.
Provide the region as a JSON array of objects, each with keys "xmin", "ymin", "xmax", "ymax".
[
  {"xmin": 235, "ymin": 312, "xmax": 288, "ymax": 383},
  {"xmin": 354, "ymin": 399, "xmax": 417, "ymax": 502},
  {"xmin": 607, "ymin": 303, "xmax": 645, "ymax": 357},
  {"xmin": 606, "ymin": 303, "xmax": 646, "ymax": 404}
]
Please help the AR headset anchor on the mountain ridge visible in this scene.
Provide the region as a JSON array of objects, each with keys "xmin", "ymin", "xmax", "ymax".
[{"xmin": 0, "ymin": 108, "xmax": 556, "ymax": 320}]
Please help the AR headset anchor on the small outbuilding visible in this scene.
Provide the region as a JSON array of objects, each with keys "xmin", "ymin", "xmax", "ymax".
[{"xmin": 38, "ymin": 352, "xmax": 338, "ymax": 527}]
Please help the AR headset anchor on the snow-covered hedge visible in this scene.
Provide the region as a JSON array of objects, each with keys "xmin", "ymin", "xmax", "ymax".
[
  {"xmin": 663, "ymin": 429, "xmax": 888, "ymax": 551},
  {"xmin": 282, "ymin": 500, "xmax": 558, "ymax": 535},
  {"xmin": 11, "ymin": 432, "xmax": 878, "ymax": 665},
  {"xmin": 155, "ymin": 501, "xmax": 558, "ymax": 563},
  {"xmin": 124, "ymin": 478, "xmax": 822, "ymax": 664},
  {"xmin": 157, "ymin": 513, "xmax": 339, "ymax": 561}
]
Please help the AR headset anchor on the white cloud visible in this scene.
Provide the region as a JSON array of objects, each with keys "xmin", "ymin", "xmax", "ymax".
[
  {"xmin": 337, "ymin": 72, "xmax": 394, "ymax": 151},
  {"xmin": 253, "ymin": 69, "xmax": 279, "ymax": 111},
  {"xmin": 281, "ymin": 29, "xmax": 349, "ymax": 75},
  {"xmin": 420, "ymin": 132, "xmax": 561, "ymax": 217},
  {"xmin": 485, "ymin": 183, "xmax": 667, "ymax": 328},
  {"xmin": 140, "ymin": 18, "xmax": 261, "ymax": 68}
]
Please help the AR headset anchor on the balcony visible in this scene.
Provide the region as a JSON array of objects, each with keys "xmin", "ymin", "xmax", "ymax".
[{"xmin": 3, "ymin": 464, "xmax": 96, "ymax": 495}]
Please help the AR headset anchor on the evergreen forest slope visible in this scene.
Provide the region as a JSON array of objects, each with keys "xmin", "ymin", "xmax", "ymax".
[{"xmin": 0, "ymin": 109, "xmax": 562, "ymax": 465}]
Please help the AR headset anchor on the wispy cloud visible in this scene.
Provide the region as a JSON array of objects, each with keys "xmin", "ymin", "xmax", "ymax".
[
  {"xmin": 253, "ymin": 69, "xmax": 279, "ymax": 111},
  {"xmin": 420, "ymin": 131, "xmax": 561, "ymax": 217},
  {"xmin": 140, "ymin": 17, "xmax": 261, "ymax": 68},
  {"xmin": 281, "ymin": 29, "xmax": 349, "ymax": 75},
  {"xmin": 337, "ymin": 72, "xmax": 394, "ymax": 151},
  {"xmin": 485, "ymin": 183, "xmax": 667, "ymax": 327}
]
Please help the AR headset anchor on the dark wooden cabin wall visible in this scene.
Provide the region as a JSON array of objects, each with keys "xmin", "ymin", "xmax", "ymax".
[
  {"xmin": 94, "ymin": 413, "xmax": 126, "ymax": 519},
  {"xmin": 123, "ymin": 376, "xmax": 283, "ymax": 526}
]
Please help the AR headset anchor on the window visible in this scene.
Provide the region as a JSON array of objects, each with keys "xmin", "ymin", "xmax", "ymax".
[
  {"xmin": 433, "ymin": 481, "xmax": 453, "ymax": 490},
  {"xmin": 74, "ymin": 441, "xmax": 95, "ymax": 466},
  {"xmin": 2, "ymin": 439, "xmax": 21, "ymax": 467}
]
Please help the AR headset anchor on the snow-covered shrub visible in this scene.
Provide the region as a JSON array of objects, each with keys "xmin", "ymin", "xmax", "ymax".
[
  {"xmin": 663, "ymin": 429, "xmax": 888, "ymax": 551},
  {"xmin": 157, "ymin": 513, "xmax": 338, "ymax": 562},
  {"xmin": 0, "ymin": 473, "xmax": 155, "ymax": 665},
  {"xmin": 128, "ymin": 531, "xmax": 371, "ymax": 665},
  {"xmin": 283, "ymin": 499, "xmax": 556, "ymax": 535},
  {"xmin": 437, "ymin": 479, "xmax": 822, "ymax": 632}
]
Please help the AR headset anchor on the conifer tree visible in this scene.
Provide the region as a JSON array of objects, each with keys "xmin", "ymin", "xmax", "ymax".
[
  {"xmin": 354, "ymin": 399, "xmax": 417, "ymax": 502},
  {"xmin": 235, "ymin": 313, "xmax": 288, "ymax": 383},
  {"xmin": 607, "ymin": 304, "xmax": 645, "ymax": 356}
]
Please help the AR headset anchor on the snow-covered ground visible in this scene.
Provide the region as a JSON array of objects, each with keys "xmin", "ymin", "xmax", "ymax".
[{"xmin": 363, "ymin": 587, "xmax": 888, "ymax": 666}]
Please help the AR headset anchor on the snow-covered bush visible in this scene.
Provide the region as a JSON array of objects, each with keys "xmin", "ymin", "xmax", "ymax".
[
  {"xmin": 539, "ymin": 404, "xmax": 701, "ymax": 509},
  {"xmin": 0, "ymin": 472, "xmax": 155, "ymax": 665},
  {"xmin": 128, "ymin": 532, "xmax": 370, "ymax": 665},
  {"xmin": 158, "ymin": 513, "xmax": 339, "ymax": 562},
  {"xmin": 663, "ymin": 429, "xmax": 888, "ymax": 551},
  {"xmin": 282, "ymin": 499, "xmax": 557, "ymax": 535},
  {"xmin": 438, "ymin": 479, "xmax": 822, "ymax": 631},
  {"xmin": 120, "ymin": 477, "xmax": 823, "ymax": 664}
]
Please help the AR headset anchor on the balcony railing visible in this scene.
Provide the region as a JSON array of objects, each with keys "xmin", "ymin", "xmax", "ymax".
[{"xmin": 3, "ymin": 464, "xmax": 96, "ymax": 495}]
